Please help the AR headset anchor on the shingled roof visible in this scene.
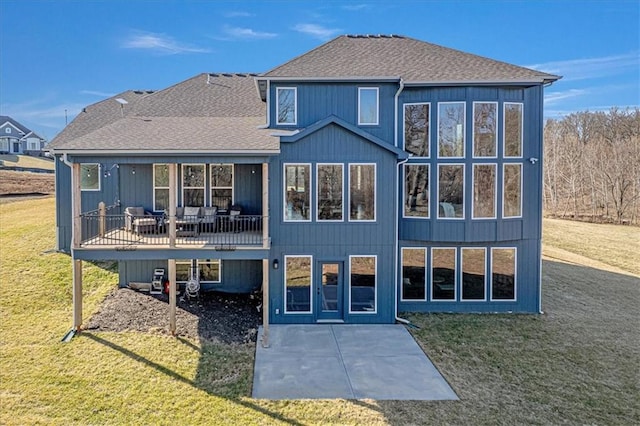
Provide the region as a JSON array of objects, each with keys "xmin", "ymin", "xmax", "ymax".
[
  {"xmin": 49, "ymin": 73, "xmax": 276, "ymax": 154},
  {"xmin": 262, "ymin": 35, "xmax": 560, "ymax": 84}
]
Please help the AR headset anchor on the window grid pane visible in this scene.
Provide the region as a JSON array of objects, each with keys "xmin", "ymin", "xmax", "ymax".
[
  {"xmin": 349, "ymin": 164, "xmax": 375, "ymax": 221},
  {"xmin": 438, "ymin": 102, "xmax": 465, "ymax": 157},
  {"xmin": 182, "ymin": 165, "xmax": 205, "ymax": 207},
  {"xmin": 503, "ymin": 164, "xmax": 522, "ymax": 217},
  {"xmin": 285, "ymin": 164, "xmax": 310, "ymax": 221},
  {"xmin": 350, "ymin": 256, "xmax": 376, "ymax": 312},
  {"xmin": 438, "ymin": 165, "xmax": 464, "ymax": 218},
  {"xmin": 473, "ymin": 102, "xmax": 497, "ymax": 157},
  {"xmin": 504, "ymin": 103, "xmax": 523, "ymax": 157},
  {"xmin": 404, "ymin": 103, "xmax": 430, "ymax": 156},
  {"xmin": 402, "ymin": 248, "xmax": 426, "ymax": 300},
  {"xmin": 285, "ymin": 256, "xmax": 312, "ymax": 313},
  {"xmin": 404, "ymin": 164, "xmax": 429, "ymax": 218},
  {"xmin": 473, "ymin": 164, "xmax": 496, "ymax": 218},
  {"xmin": 492, "ymin": 248, "xmax": 516, "ymax": 300},
  {"xmin": 317, "ymin": 164, "xmax": 343, "ymax": 221},
  {"xmin": 80, "ymin": 164, "xmax": 99, "ymax": 191},
  {"xmin": 358, "ymin": 88, "xmax": 378, "ymax": 125},
  {"xmin": 432, "ymin": 248, "xmax": 456, "ymax": 300},
  {"xmin": 277, "ymin": 88, "xmax": 296, "ymax": 125},
  {"xmin": 462, "ymin": 248, "xmax": 486, "ymax": 300}
]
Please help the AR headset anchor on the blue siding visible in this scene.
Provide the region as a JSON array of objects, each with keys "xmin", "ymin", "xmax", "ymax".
[
  {"xmin": 119, "ymin": 259, "xmax": 262, "ymax": 293},
  {"xmin": 269, "ymin": 82, "xmax": 397, "ymax": 143},
  {"xmin": 268, "ymin": 122, "xmax": 399, "ymax": 324}
]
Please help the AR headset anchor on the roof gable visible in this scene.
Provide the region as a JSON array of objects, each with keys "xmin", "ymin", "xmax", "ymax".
[
  {"xmin": 280, "ymin": 115, "xmax": 408, "ymax": 160},
  {"xmin": 262, "ymin": 35, "xmax": 560, "ymax": 84}
]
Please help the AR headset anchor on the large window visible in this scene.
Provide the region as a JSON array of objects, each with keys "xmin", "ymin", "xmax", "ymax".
[
  {"xmin": 285, "ymin": 256, "xmax": 312, "ymax": 313},
  {"xmin": 182, "ymin": 164, "xmax": 205, "ymax": 206},
  {"xmin": 276, "ymin": 87, "xmax": 296, "ymax": 125},
  {"xmin": 461, "ymin": 248, "xmax": 486, "ymax": 301},
  {"xmin": 491, "ymin": 248, "xmax": 516, "ymax": 301},
  {"xmin": 431, "ymin": 248, "xmax": 456, "ymax": 301},
  {"xmin": 438, "ymin": 102, "xmax": 465, "ymax": 158},
  {"xmin": 404, "ymin": 103, "xmax": 430, "ymax": 157},
  {"xmin": 349, "ymin": 164, "xmax": 376, "ymax": 221},
  {"xmin": 211, "ymin": 164, "xmax": 233, "ymax": 210},
  {"xmin": 358, "ymin": 87, "xmax": 379, "ymax": 125},
  {"xmin": 284, "ymin": 164, "xmax": 311, "ymax": 221},
  {"xmin": 81, "ymin": 164, "xmax": 100, "ymax": 191},
  {"xmin": 350, "ymin": 256, "xmax": 376, "ymax": 313},
  {"xmin": 503, "ymin": 164, "xmax": 522, "ymax": 218},
  {"xmin": 473, "ymin": 164, "xmax": 497, "ymax": 219},
  {"xmin": 402, "ymin": 248, "xmax": 426, "ymax": 301},
  {"xmin": 404, "ymin": 164, "xmax": 429, "ymax": 218},
  {"xmin": 316, "ymin": 164, "xmax": 343, "ymax": 221},
  {"xmin": 473, "ymin": 102, "xmax": 497, "ymax": 158},
  {"xmin": 176, "ymin": 259, "xmax": 221, "ymax": 283},
  {"xmin": 504, "ymin": 103, "xmax": 523, "ymax": 158},
  {"xmin": 153, "ymin": 164, "xmax": 170, "ymax": 211},
  {"xmin": 438, "ymin": 164, "xmax": 464, "ymax": 219}
]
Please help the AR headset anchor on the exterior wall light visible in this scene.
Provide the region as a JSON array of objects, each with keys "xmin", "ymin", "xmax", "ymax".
[{"xmin": 273, "ymin": 259, "xmax": 279, "ymax": 269}]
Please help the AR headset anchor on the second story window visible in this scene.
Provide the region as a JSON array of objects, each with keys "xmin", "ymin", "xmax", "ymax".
[
  {"xmin": 80, "ymin": 164, "xmax": 100, "ymax": 191},
  {"xmin": 438, "ymin": 102, "xmax": 465, "ymax": 158},
  {"xmin": 358, "ymin": 87, "xmax": 379, "ymax": 125},
  {"xmin": 276, "ymin": 87, "xmax": 297, "ymax": 125},
  {"xmin": 211, "ymin": 164, "xmax": 233, "ymax": 210},
  {"xmin": 153, "ymin": 164, "xmax": 170, "ymax": 211},
  {"xmin": 182, "ymin": 164, "xmax": 205, "ymax": 207},
  {"xmin": 284, "ymin": 164, "xmax": 311, "ymax": 221},
  {"xmin": 349, "ymin": 164, "xmax": 376, "ymax": 221}
]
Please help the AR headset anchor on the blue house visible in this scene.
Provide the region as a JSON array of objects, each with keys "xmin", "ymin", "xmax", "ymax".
[{"xmin": 49, "ymin": 35, "xmax": 559, "ymax": 335}]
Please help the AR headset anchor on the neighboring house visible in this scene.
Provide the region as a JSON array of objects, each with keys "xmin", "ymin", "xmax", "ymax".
[
  {"xmin": 48, "ymin": 35, "xmax": 560, "ymax": 334},
  {"xmin": 0, "ymin": 115, "xmax": 48, "ymax": 155}
]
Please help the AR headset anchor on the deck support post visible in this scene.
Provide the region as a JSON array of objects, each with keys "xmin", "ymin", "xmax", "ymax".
[
  {"xmin": 262, "ymin": 162, "xmax": 269, "ymax": 248},
  {"xmin": 261, "ymin": 258, "xmax": 270, "ymax": 348},
  {"xmin": 71, "ymin": 162, "xmax": 83, "ymax": 331},
  {"xmin": 168, "ymin": 258, "xmax": 177, "ymax": 335},
  {"xmin": 168, "ymin": 164, "xmax": 177, "ymax": 248}
]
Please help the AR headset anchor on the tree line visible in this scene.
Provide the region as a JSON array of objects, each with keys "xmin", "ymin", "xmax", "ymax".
[{"xmin": 543, "ymin": 107, "xmax": 640, "ymax": 225}]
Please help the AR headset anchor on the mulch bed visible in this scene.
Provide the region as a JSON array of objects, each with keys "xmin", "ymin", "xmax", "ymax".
[{"xmin": 85, "ymin": 288, "xmax": 262, "ymax": 344}]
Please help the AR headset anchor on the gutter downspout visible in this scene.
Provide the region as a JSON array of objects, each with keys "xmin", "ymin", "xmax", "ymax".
[
  {"xmin": 395, "ymin": 156, "xmax": 410, "ymax": 325},
  {"xmin": 393, "ymin": 78, "xmax": 405, "ymax": 148}
]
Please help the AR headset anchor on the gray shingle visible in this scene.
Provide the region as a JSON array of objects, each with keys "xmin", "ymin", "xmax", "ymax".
[{"xmin": 263, "ymin": 35, "xmax": 560, "ymax": 83}]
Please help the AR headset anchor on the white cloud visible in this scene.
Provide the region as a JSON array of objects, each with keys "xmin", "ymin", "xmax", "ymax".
[
  {"xmin": 293, "ymin": 23, "xmax": 342, "ymax": 40},
  {"xmin": 1, "ymin": 98, "xmax": 87, "ymax": 138},
  {"xmin": 342, "ymin": 4, "xmax": 370, "ymax": 11},
  {"xmin": 121, "ymin": 30, "xmax": 210, "ymax": 55},
  {"xmin": 80, "ymin": 90, "xmax": 116, "ymax": 98},
  {"xmin": 525, "ymin": 52, "xmax": 639, "ymax": 82},
  {"xmin": 544, "ymin": 89, "xmax": 588, "ymax": 105},
  {"xmin": 221, "ymin": 26, "xmax": 277, "ymax": 40}
]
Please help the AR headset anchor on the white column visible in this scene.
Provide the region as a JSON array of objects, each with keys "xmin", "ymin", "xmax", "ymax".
[
  {"xmin": 168, "ymin": 258, "xmax": 176, "ymax": 335},
  {"xmin": 168, "ymin": 164, "xmax": 177, "ymax": 248},
  {"xmin": 262, "ymin": 162, "xmax": 269, "ymax": 248},
  {"xmin": 262, "ymin": 258, "xmax": 270, "ymax": 348}
]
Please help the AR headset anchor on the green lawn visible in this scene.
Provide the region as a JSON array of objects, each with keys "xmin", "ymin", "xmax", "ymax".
[{"xmin": 1, "ymin": 198, "xmax": 638, "ymax": 425}]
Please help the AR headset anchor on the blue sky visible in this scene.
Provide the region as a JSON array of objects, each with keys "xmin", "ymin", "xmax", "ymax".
[{"xmin": 1, "ymin": 0, "xmax": 638, "ymax": 139}]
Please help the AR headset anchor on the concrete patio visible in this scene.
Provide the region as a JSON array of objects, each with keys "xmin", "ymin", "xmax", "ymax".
[{"xmin": 252, "ymin": 324, "xmax": 459, "ymax": 400}]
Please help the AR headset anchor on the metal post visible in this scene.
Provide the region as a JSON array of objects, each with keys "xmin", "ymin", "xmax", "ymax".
[
  {"xmin": 71, "ymin": 162, "xmax": 83, "ymax": 330},
  {"xmin": 262, "ymin": 258, "xmax": 270, "ymax": 348},
  {"xmin": 168, "ymin": 258, "xmax": 176, "ymax": 335},
  {"xmin": 98, "ymin": 201, "xmax": 106, "ymax": 237},
  {"xmin": 168, "ymin": 164, "xmax": 177, "ymax": 248}
]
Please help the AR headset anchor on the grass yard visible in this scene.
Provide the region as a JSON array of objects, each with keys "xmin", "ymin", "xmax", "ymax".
[
  {"xmin": 1, "ymin": 198, "xmax": 638, "ymax": 425},
  {"xmin": 0, "ymin": 154, "xmax": 55, "ymax": 171}
]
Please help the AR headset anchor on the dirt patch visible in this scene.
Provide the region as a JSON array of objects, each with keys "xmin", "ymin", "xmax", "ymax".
[
  {"xmin": 86, "ymin": 288, "xmax": 262, "ymax": 344},
  {"xmin": 0, "ymin": 170, "xmax": 55, "ymax": 196}
]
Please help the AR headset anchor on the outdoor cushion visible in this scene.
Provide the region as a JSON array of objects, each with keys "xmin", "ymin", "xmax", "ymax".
[{"xmin": 183, "ymin": 206, "xmax": 200, "ymax": 217}]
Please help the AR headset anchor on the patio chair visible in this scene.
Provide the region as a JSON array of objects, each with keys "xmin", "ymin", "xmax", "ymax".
[
  {"xmin": 229, "ymin": 204, "xmax": 242, "ymax": 233},
  {"xmin": 200, "ymin": 206, "xmax": 218, "ymax": 233},
  {"xmin": 124, "ymin": 206, "xmax": 157, "ymax": 235}
]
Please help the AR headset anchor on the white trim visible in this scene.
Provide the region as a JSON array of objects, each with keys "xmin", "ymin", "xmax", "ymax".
[
  {"xmin": 437, "ymin": 163, "xmax": 465, "ymax": 220},
  {"xmin": 490, "ymin": 247, "xmax": 518, "ymax": 302},
  {"xmin": 400, "ymin": 247, "xmax": 427, "ymax": 302},
  {"xmin": 460, "ymin": 247, "xmax": 487, "ymax": 302},
  {"xmin": 283, "ymin": 163, "xmax": 312, "ymax": 222},
  {"xmin": 358, "ymin": 87, "xmax": 379, "ymax": 126},
  {"xmin": 210, "ymin": 163, "xmax": 234, "ymax": 208},
  {"xmin": 472, "ymin": 101, "xmax": 498, "ymax": 159},
  {"xmin": 472, "ymin": 163, "xmax": 497, "ymax": 220},
  {"xmin": 315, "ymin": 163, "xmax": 344, "ymax": 222},
  {"xmin": 402, "ymin": 163, "xmax": 430, "ymax": 219},
  {"xmin": 403, "ymin": 102, "xmax": 431, "ymax": 158},
  {"xmin": 502, "ymin": 163, "xmax": 523, "ymax": 218},
  {"xmin": 1, "ymin": 121, "xmax": 24, "ymax": 134},
  {"xmin": 284, "ymin": 255, "xmax": 313, "ymax": 314},
  {"xmin": 276, "ymin": 87, "xmax": 297, "ymax": 126},
  {"xmin": 348, "ymin": 255, "xmax": 377, "ymax": 314},
  {"xmin": 437, "ymin": 101, "xmax": 466, "ymax": 159},
  {"xmin": 80, "ymin": 163, "xmax": 101, "ymax": 192},
  {"xmin": 430, "ymin": 247, "xmax": 457, "ymax": 302},
  {"xmin": 503, "ymin": 102, "xmax": 524, "ymax": 158},
  {"xmin": 181, "ymin": 164, "xmax": 206, "ymax": 207},
  {"xmin": 348, "ymin": 163, "xmax": 377, "ymax": 222},
  {"xmin": 152, "ymin": 164, "xmax": 170, "ymax": 212}
]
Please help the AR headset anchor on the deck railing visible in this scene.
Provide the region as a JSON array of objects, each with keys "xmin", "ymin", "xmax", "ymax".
[{"xmin": 80, "ymin": 213, "xmax": 267, "ymax": 248}]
